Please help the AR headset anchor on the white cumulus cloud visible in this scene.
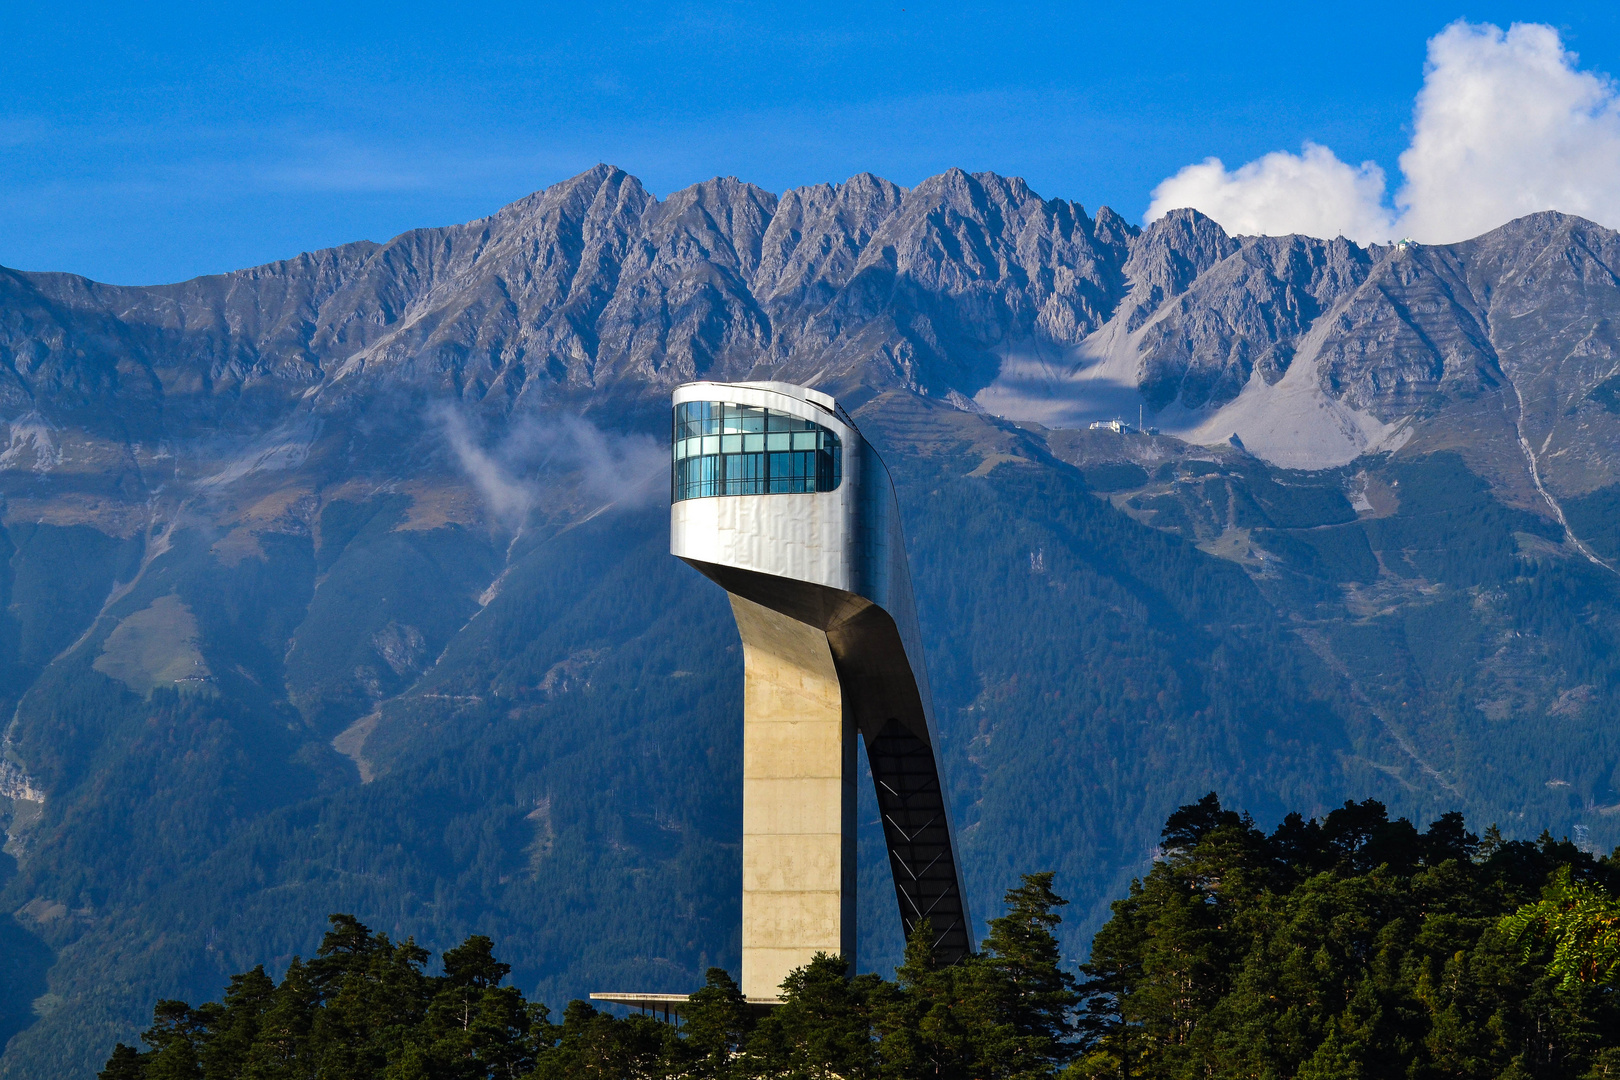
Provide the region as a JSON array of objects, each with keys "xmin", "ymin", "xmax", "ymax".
[
  {"xmin": 1398, "ymin": 22, "xmax": 1620, "ymax": 242},
  {"xmin": 1147, "ymin": 20, "xmax": 1620, "ymax": 244},
  {"xmin": 1147, "ymin": 143, "xmax": 1396, "ymax": 242}
]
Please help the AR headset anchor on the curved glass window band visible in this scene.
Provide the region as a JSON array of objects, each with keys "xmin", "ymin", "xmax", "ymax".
[{"xmin": 672, "ymin": 401, "xmax": 842, "ymax": 501}]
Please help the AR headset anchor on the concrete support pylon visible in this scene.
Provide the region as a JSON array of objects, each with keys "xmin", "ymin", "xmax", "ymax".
[{"xmin": 730, "ymin": 594, "xmax": 858, "ymax": 998}]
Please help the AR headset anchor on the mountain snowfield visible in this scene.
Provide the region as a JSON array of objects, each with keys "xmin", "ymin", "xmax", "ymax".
[{"xmin": 1, "ymin": 166, "xmax": 1619, "ymax": 1079}]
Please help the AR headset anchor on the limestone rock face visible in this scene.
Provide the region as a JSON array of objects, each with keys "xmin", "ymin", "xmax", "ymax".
[
  {"xmin": 0, "ymin": 166, "xmax": 1136, "ymax": 426},
  {"xmin": 9, "ymin": 164, "xmax": 1620, "ymax": 490},
  {"xmin": 1129, "ymin": 233, "xmax": 1372, "ymax": 409}
]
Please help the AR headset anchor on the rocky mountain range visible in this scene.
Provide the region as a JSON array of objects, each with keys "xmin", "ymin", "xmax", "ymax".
[
  {"xmin": 8, "ymin": 164, "xmax": 1620, "ymax": 479},
  {"xmin": 1, "ymin": 165, "xmax": 1618, "ymax": 1079}
]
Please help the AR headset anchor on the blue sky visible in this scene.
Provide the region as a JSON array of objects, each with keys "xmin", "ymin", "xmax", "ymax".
[{"xmin": 4, "ymin": 1, "xmax": 1620, "ymax": 284}]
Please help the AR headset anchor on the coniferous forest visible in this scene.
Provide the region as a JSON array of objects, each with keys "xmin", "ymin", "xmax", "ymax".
[{"xmin": 99, "ymin": 795, "xmax": 1620, "ymax": 1080}]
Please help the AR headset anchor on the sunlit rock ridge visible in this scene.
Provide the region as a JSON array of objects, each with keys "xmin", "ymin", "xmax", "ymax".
[{"xmin": 6, "ymin": 164, "xmax": 1620, "ymax": 489}]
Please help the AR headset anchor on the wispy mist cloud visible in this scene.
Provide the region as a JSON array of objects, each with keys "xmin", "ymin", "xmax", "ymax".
[
  {"xmin": 437, "ymin": 408, "xmax": 537, "ymax": 527},
  {"xmin": 1148, "ymin": 21, "xmax": 1620, "ymax": 244},
  {"xmin": 435, "ymin": 407, "xmax": 666, "ymax": 529}
]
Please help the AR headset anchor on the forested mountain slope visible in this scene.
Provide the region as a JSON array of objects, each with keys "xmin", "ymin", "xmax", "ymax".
[{"xmin": 0, "ymin": 166, "xmax": 1618, "ymax": 1079}]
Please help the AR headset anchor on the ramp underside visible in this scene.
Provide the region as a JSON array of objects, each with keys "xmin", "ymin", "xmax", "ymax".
[
  {"xmin": 865, "ymin": 720, "xmax": 973, "ymax": 964},
  {"xmin": 689, "ymin": 559, "xmax": 974, "ymax": 972}
]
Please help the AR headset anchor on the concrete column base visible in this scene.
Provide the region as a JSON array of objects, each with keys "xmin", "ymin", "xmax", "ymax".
[{"xmin": 731, "ymin": 593, "xmax": 857, "ymax": 1001}]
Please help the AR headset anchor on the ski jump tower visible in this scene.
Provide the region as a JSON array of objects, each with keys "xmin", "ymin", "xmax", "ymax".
[{"xmin": 667, "ymin": 380, "xmax": 972, "ymax": 1001}]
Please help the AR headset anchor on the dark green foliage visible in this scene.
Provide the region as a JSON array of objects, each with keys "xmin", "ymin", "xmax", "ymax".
[
  {"xmin": 881, "ymin": 422, "xmax": 1372, "ymax": 971},
  {"xmin": 1240, "ymin": 473, "xmax": 1358, "ymax": 529},
  {"xmin": 5, "ymin": 523, "xmax": 141, "ymax": 671},
  {"xmin": 0, "ymin": 522, "xmax": 139, "ymax": 719},
  {"xmin": 976, "ymin": 873, "xmax": 1080, "ymax": 1074},
  {"xmin": 100, "ymin": 875, "xmax": 1080, "ymax": 1080},
  {"xmin": 668, "ymin": 968, "xmax": 752, "ymax": 1079},
  {"xmin": 103, "ymin": 799, "xmax": 1620, "ymax": 1080},
  {"xmin": 1564, "ymin": 483, "xmax": 1620, "ymax": 562},
  {"xmin": 1079, "ymin": 463, "xmax": 1149, "ymax": 492},
  {"xmin": 0, "ymin": 888, "xmax": 54, "ymax": 1050},
  {"xmin": 101, "ymin": 915, "xmax": 549, "ymax": 1080},
  {"xmin": 96, "ymin": 1044, "xmax": 143, "ymax": 1080},
  {"xmin": 1364, "ymin": 454, "xmax": 1561, "ymax": 587},
  {"xmin": 0, "ymin": 497, "xmax": 741, "ymax": 1079},
  {"xmin": 529, "ymin": 1001, "xmax": 667, "ymax": 1080},
  {"xmin": 286, "ymin": 501, "xmax": 498, "ymax": 734},
  {"xmin": 1042, "ymin": 438, "xmax": 1620, "ymax": 881},
  {"xmin": 1074, "ymin": 794, "xmax": 1620, "ymax": 1080},
  {"xmin": 315, "ymin": 496, "xmax": 412, "ymax": 574},
  {"xmin": 1503, "ymin": 866, "xmax": 1620, "ymax": 990},
  {"xmin": 1251, "ymin": 523, "xmax": 1379, "ymax": 583},
  {"xmin": 750, "ymin": 955, "xmax": 882, "ymax": 1079},
  {"xmin": 11, "ymin": 400, "xmax": 1620, "ymax": 1080}
]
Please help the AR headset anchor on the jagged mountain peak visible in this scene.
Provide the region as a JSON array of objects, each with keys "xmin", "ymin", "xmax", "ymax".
[
  {"xmin": 0, "ymin": 164, "xmax": 1151, "ymax": 428},
  {"xmin": 1091, "ymin": 204, "xmax": 1138, "ymax": 240},
  {"xmin": 639, "ymin": 174, "xmax": 779, "ymax": 282},
  {"xmin": 8, "ymin": 168, "xmax": 1620, "ymax": 495},
  {"xmin": 755, "ymin": 174, "xmax": 906, "ymax": 306},
  {"xmin": 1448, "ymin": 209, "xmax": 1620, "ymax": 303},
  {"xmin": 910, "ymin": 166, "xmax": 1029, "ymax": 205},
  {"xmin": 482, "ymin": 162, "xmax": 638, "ymax": 222},
  {"xmin": 1120, "ymin": 207, "xmax": 1239, "ymax": 327},
  {"xmin": 894, "ymin": 168, "xmax": 1092, "ymax": 237},
  {"xmin": 1461, "ymin": 207, "xmax": 1601, "ymax": 246}
]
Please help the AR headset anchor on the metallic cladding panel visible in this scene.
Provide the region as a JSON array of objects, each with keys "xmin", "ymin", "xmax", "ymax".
[
  {"xmin": 670, "ymin": 381, "xmax": 974, "ymax": 977},
  {"xmin": 670, "ymin": 381, "xmax": 936, "ymax": 740}
]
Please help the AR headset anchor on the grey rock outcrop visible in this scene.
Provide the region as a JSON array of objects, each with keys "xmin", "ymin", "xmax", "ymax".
[
  {"xmin": 0, "ymin": 165, "xmax": 1137, "ymax": 432},
  {"xmin": 6, "ymin": 164, "xmax": 1620, "ymax": 496},
  {"xmin": 1130, "ymin": 229, "xmax": 1372, "ymax": 409}
]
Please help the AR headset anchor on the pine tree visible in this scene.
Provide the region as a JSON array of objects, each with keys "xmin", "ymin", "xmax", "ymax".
[
  {"xmin": 97, "ymin": 821, "xmax": 1620, "ymax": 1080},
  {"xmin": 97, "ymin": 1043, "xmax": 145, "ymax": 1080},
  {"xmin": 530, "ymin": 999, "xmax": 667, "ymax": 1080},
  {"xmin": 423, "ymin": 934, "xmax": 541, "ymax": 1080},
  {"xmin": 976, "ymin": 872, "xmax": 1080, "ymax": 1077},
  {"xmin": 749, "ymin": 953, "xmax": 878, "ymax": 1080},
  {"xmin": 137, "ymin": 1000, "xmax": 205, "ymax": 1080},
  {"xmin": 1074, "ymin": 888, "xmax": 1146, "ymax": 1080},
  {"xmin": 197, "ymin": 967, "xmax": 274, "ymax": 1080},
  {"xmin": 872, "ymin": 919, "xmax": 974, "ymax": 1080},
  {"xmin": 241, "ymin": 956, "xmax": 319, "ymax": 1077},
  {"xmin": 675, "ymin": 967, "xmax": 754, "ymax": 1079}
]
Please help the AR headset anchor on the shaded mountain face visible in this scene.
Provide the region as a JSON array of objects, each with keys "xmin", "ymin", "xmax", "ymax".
[{"xmin": 1, "ymin": 167, "xmax": 1619, "ymax": 1080}]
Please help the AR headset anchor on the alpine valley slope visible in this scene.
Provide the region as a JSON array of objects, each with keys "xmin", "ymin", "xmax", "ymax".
[{"xmin": 1, "ymin": 165, "xmax": 1618, "ymax": 1079}]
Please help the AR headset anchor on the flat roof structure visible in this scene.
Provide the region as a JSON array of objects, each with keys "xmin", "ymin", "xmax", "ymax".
[
  {"xmin": 587, "ymin": 992, "xmax": 778, "ymax": 1019},
  {"xmin": 666, "ymin": 381, "xmax": 973, "ymax": 1002}
]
